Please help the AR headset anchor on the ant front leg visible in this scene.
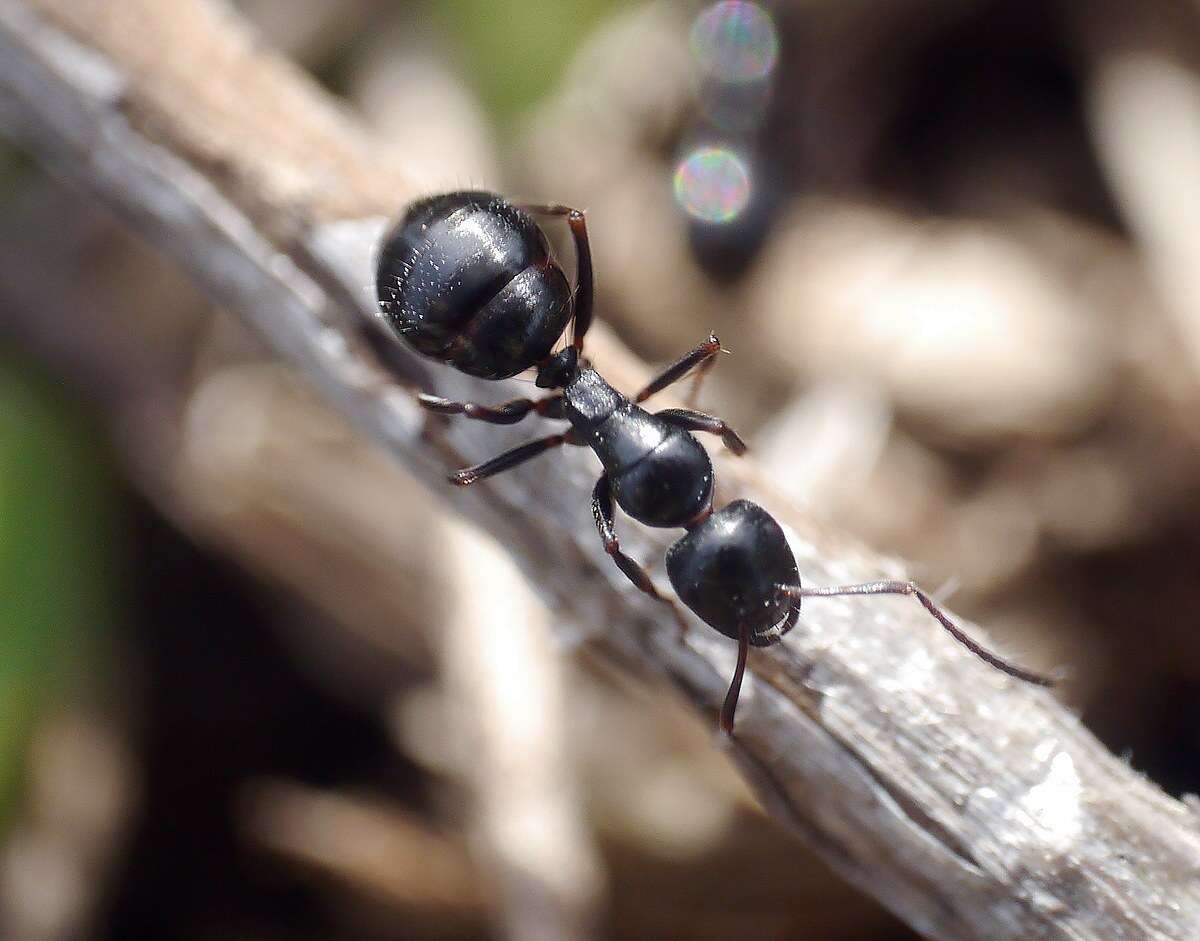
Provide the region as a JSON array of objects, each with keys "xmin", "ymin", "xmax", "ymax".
[
  {"xmin": 592, "ymin": 474, "xmax": 690, "ymax": 638},
  {"xmin": 419, "ymin": 393, "xmax": 564, "ymax": 425},
  {"xmin": 777, "ymin": 580, "xmax": 1057, "ymax": 687},
  {"xmin": 635, "ymin": 334, "xmax": 725, "ymax": 407},
  {"xmin": 518, "ymin": 203, "xmax": 594, "ymax": 351},
  {"xmin": 656, "ymin": 407, "xmax": 747, "ymax": 456}
]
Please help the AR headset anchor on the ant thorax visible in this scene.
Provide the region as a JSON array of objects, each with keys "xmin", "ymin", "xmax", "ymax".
[{"xmin": 562, "ymin": 367, "xmax": 624, "ymax": 427}]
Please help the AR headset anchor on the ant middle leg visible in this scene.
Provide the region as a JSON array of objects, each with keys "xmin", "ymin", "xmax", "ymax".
[
  {"xmin": 450, "ymin": 430, "xmax": 579, "ymax": 486},
  {"xmin": 635, "ymin": 333, "xmax": 725, "ymax": 407},
  {"xmin": 419, "ymin": 393, "xmax": 564, "ymax": 425},
  {"xmin": 656, "ymin": 407, "xmax": 747, "ymax": 456},
  {"xmin": 518, "ymin": 203, "xmax": 593, "ymax": 350},
  {"xmin": 592, "ymin": 474, "xmax": 690, "ymax": 638},
  {"xmin": 776, "ymin": 581, "xmax": 1056, "ymax": 687}
]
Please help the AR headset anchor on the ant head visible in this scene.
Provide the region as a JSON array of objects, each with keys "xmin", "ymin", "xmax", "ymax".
[{"xmin": 535, "ymin": 347, "xmax": 579, "ymax": 389}]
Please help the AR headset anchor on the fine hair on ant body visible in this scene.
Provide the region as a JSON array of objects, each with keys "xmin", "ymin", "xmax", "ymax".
[{"xmin": 374, "ymin": 190, "xmax": 1055, "ymax": 733}]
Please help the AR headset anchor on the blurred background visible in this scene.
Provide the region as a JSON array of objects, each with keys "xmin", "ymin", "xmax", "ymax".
[{"xmin": 3, "ymin": 0, "xmax": 1200, "ymax": 938}]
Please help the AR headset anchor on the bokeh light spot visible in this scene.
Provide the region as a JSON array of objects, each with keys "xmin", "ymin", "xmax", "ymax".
[
  {"xmin": 673, "ymin": 147, "xmax": 752, "ymax": 223},
  {"xmin": 690, "ymin": 1, "xmax": 779, "ymax": 83}
]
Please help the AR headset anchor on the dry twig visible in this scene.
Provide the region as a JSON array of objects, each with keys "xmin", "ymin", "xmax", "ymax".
[
  {"xmin": 439, "ymin": 523, "xmax": 603, "ymax": 941},
  {"xmin": 2, "ymin": 1, "xmax": 1200, "ymax": 938}
]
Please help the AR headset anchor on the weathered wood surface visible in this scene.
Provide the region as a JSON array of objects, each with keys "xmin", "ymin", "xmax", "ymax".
[{"xmin": 1, "ymin": 1, "xmax": 1199, "ymax": 937}]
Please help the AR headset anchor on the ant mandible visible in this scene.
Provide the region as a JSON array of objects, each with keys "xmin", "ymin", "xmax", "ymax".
[{"xmin": 374, "ymin": 190, "xmax": 1055, "ymax": 734}]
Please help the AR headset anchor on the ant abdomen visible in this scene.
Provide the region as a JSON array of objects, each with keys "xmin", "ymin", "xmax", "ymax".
[
  {"xmin": 667, "ymin": 500, "xmax": 800, "ymax": 645},
  {"xmin": 376, "ymin": 191, "xmax": 574, "ymax": 379}
]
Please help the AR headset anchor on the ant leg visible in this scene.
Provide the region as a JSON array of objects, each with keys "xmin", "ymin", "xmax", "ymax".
[
  {"xmin": 419, "ymin": 393, "xmax": 564, "ymax": 426},
  {"xmin": 655, "ymin": 407, "xmax": 747, "ymax": 456},
  {"xmin": 635, "ymin": 334, "xmax": 724, "ymax": 404},
  {"xmin": 592, "ymin": 474, "xmax": 690, "ymax": 638},
  {"xmin": 720, "ymin": 623, "xmax": 751, "ymax": 735},
  {"xmin": 777, "ymin": 581, "xmax": 1056, "ymax": 687},
  {"xmin": 450, "ymin": 431, "xmax": 577, "ymax": 486},
  {"xmin": 683, "ymin": 348, "xmax": 719, "ymax": 409},
  {"xmin": 518, "ymin": 203, "xmax": 594, "ymax": 351}
]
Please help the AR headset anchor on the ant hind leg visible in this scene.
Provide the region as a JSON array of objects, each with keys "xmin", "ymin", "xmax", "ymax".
[
  {"xmin": 419, "ymin": 393, "xmax": 564, "ymax": 425},
  {"xmin": 449, "ymin": 430, "xmax": 578, "ymax": 486},
  {"xmin": 517, "ymin": 203, "xmax": 594, "ymax": 352},
  {"xmin": 635, "ymin": 334, "xmax": 725, "ymax": 405}
]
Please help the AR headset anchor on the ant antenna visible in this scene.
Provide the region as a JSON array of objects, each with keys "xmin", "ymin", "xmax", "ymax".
[
  {"xmin": 721, "ymin": 625, "xmax": 751, "ymax": 735},
  {"xmin": 777, "ymin": 580, "xmax": 1056, "ymax": 687}
]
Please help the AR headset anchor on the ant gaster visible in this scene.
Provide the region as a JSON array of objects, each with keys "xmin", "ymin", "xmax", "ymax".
[{"xmin": 375, "ymin": 191, "xmax": 1055, "ymax": 734}]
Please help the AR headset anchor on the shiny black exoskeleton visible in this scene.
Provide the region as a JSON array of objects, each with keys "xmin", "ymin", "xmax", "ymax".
[
  {"xmin": 376, "ymin": 190, "xmax": 590, "ymax": 379},
  {"xmin": 373, "ymin": 191, "xmax": 1054, "ymax": 733}
]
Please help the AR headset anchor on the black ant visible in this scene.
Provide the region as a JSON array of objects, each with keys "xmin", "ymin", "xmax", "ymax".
[{"xmin": 374, "ymin": 190, "xmax": 1055, "ymax": 734}]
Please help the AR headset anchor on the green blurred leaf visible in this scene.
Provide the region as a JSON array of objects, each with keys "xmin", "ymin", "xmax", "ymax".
[
  {"xmin": 0, "ymin": 359, "xmax": 116, "ymax": 828},
  {"xmin": 432, "ymin": 0, "xmax": 627, "ymax": 124}
]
